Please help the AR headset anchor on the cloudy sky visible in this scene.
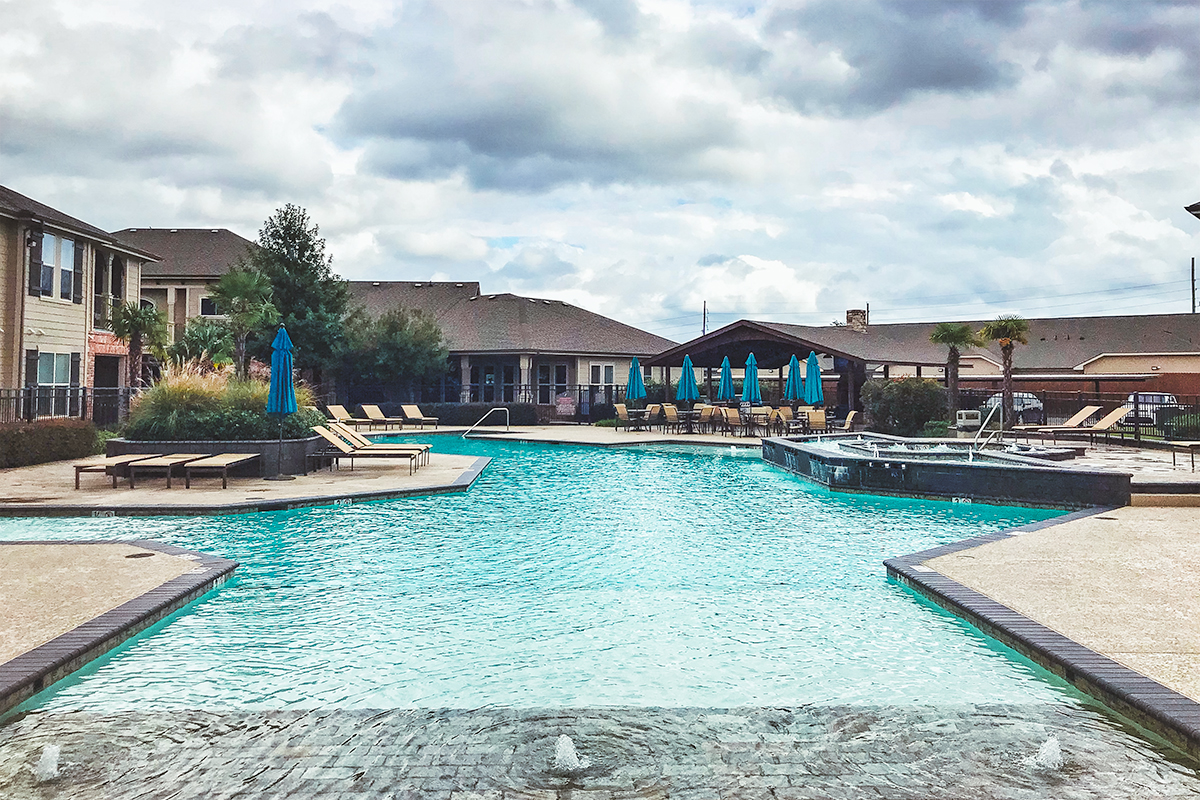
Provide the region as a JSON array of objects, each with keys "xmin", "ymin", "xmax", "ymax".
[{"xmin": 3, "ymin": 0, "xmax": 1199, "ymax": 342}]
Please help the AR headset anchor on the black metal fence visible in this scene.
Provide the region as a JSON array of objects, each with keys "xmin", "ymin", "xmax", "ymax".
[
  {"xmin": 0, "ymin": 387, "xmax": 136, "ymax": 428},
  {"xmin": 957, "ymin": 388, "xmax": 1200, "ymax": 440}
]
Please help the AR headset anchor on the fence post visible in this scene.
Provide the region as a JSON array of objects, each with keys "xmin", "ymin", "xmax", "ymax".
[{"xmin": 1133, "ymin": 392, "xmax": 1142, "ymax": 442}]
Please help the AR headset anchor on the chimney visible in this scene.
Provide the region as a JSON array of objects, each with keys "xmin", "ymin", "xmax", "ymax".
[{"xmin": 846, "ymin": 308, "xmax": 868, "ymax": 332}]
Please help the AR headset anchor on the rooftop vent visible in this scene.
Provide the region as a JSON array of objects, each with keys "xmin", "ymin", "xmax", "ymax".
[
  {"xmin": 455, "ymin": 283, "xmax": 464, "ymax": 287},
  {"xmin": 372, "ymin": 282, "xmax": 380, "ymax": 287},
  {"xmin": 169, "ymin": 228, "xmax": 178, "ymax": 233},
  {"xmin": 846, "ymin": 308, "xmax": 868, "ymax": 333},
  {"xmin": 414, "ymin": 283, "xmax": 423, "ymax": 288},
  {"xmin": 543, "ymin": 300, "xmax": 551, "ymax": 304}
]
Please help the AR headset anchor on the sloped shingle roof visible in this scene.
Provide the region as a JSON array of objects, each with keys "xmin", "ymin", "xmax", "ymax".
[
  {"xmin": 0, "ymin": 185, "xmax": 160, "ymax": 260},
  {"xmin": 113, "ymin": 228, "xmax": 255, "ymax": 278},
  {"xmin": 347, "ymin": 281, "xmax": 676, "ymax": 357}
]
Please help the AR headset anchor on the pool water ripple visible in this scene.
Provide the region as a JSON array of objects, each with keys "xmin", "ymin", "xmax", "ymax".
[{"xmin": 3, "ymin": 438, "xmax": 1073, "ymax": 711}]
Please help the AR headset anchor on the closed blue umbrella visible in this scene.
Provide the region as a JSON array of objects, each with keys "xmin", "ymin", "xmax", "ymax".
[
  {"xmin": 783, "ymin": 354, "xmax": 804, "ymax": 402},
  {"xmin": 717, "ymin": 356, "xmax": 735, "ymax": 402},
  {"xmin": 675, "ymin": 354, "xmax": 700, "ymax": 406},
  {"xmin": 741, "ymin": 352, "xmax": 762, "ymax": 404},
  {"xmin": 804, "ymin": 351, "xmax": 824, "ymax": 405},
  {"xmin": 265, "ymin": 326, "xmax": 297, "ymax": 480},
  {"xmin": 626, "ymin": 357, "xmax": 646, "ymax": 404}
]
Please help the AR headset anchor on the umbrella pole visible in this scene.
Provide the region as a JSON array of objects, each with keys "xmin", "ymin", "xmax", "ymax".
[{"xmin": 264, "ymin": 415, "xmax": 295, "ymax": 481}]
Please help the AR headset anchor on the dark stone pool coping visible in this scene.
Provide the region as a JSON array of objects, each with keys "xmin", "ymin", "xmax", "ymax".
[
  {"xmin": 0, "ymin": 540, "xmax": 239, "ymax": 718},
  {"xmin": 0, "ymin": 457, "xmax": 490, "ymax": 518},
  {"xmin": 885, "ymin": 507, "xmax": 1200, "ymax": 761}
]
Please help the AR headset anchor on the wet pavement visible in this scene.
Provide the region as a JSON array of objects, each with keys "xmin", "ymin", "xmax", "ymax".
[{"xmin": 1, "ymin": 705, "xmax": 1199, "ymax": 799}]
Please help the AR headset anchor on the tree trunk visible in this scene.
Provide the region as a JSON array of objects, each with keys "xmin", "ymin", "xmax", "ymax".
[
  {"xmin": 946, "ymin": 346, "xmax": 960, "ymax": 418},
  {"xmin": 129, "ymin": 333, "xmax": 143, "ymax": 389},
  {"xmin": 1001, "ymin": 343, "xmax": 1014, "ymax": 429},
  {"xmin": 234, "ymin": 336, "xmax": 247, "ymax": 380}
]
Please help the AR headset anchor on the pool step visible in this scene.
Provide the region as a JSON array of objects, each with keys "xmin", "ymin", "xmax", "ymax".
[{"xmin": 1130, "ymin": 493, "xmax": 1200, "ymax": 507}]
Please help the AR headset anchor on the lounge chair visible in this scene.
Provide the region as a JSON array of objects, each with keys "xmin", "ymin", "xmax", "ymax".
[
  {"xmin": 400, "ymin": 405, "xmax": 439, "ymax": 429},
  {"xmin": 326, "ymin": 404, "xmax": 374, "ymax": 430},
  {"xmin": 361, "ymin": 404, "xmax": 405, "ymax": 431},
  {"xmin": 329, "ymin": 422, "xmax": 432, "ymax": 465},
  {"xmin": 1030, "ymin": 406, "xmax": 1132, "ymax": 445},
  {"xmin": 128, "ymin": 454, "xmax": 209, "ymax": 489},
  {"xmin": 74, "ymin": 453, "xmax": 160, "ymax": 489},
  {"xmin": 1013, "ymin": 405, "xmax": 1101, "ymax": 441},
  {"xmin": 309, "ymin": 426, "xmax": 419, "ymax": 474},
  {"xmin": 184, "ymin": 453, "xmax": 261, "ymax": 489}
]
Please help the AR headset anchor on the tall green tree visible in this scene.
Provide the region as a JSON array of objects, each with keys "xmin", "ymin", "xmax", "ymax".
[
  {"xmin": 930, "ymin": 322, "xmax": 982, "ymax": 419},
  {"xmin": 246, "ymin": 204, "xmax": 349, "ymax": 387},
  {"xmin": 208, "ymin": 267, "xmax": 278, "ymax": 379},
  {"xmin": 978, "ymin": 315, "xmax": 1030, "ymax": 429},
  {"xmin": 108, "ymin": 302, "xmax": 168, "ymax": 388},
  {"xmin": 342, "ymin": 306, "xmax": 449, "ymax": 396}
]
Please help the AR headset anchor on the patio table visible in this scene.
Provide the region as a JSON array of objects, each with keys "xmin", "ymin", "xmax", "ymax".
[
  {"xmin": 627, "ymin": 409, "xmax": 650, "ymax": 431},
  {"xmin": 677, "ymin": 409, "xmax": 702, "ymax": 434}
]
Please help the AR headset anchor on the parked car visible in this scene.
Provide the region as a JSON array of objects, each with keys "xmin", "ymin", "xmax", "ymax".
[
  {"xmin": 1121, "ymin": 392, "xmax": 1181, "ymax": 427},
  {"xmin": 980, "ymin": 392, "xmax": 1044, "ymax": 425}
]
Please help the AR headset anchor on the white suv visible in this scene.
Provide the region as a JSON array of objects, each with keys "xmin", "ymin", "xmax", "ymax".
[{"xmin": 981, "ymin": 392, "xmax": 1044, "ymax": 425}]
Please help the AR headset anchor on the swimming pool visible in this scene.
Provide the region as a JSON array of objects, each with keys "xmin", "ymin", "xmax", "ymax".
[{"xmin": 1, "ymin": 437, "xmax": 1076, "ymax": 712}]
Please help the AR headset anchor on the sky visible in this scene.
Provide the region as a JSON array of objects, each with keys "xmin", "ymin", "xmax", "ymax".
[{"xmin": 3, "ymin": 0, "xmax": 1199, "ymax": 343}]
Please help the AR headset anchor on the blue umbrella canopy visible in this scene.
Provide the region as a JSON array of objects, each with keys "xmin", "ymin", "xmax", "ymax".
[
  {"xmin": 626, "ymin": 357, "xmax": 647, "ymax": 401},
  {"xmin": 716, "ymin": 356, "xmax": 735, "ymax": 401},
  {"xmin": 804, "ymin": 351, "xmax": 824, "ymax": 405},
  {"xmin": 741, "ymin": 352, "xmax": 762, "ymax": 404},
  {"xmin": 266, "ymin": 326, "xmax": 298, "ymax": 416},
  {"xmin": 783, "ymin": 354, "xmax": 804, "ymax": 401},
  {"xmin": 676, "ymin": 355, "xmax": 700, "ymax": 403}
]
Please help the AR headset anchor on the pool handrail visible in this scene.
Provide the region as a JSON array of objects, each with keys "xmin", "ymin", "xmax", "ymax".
[
  {"xmin": 463, "ymin": 407, "xmax": 510, "ymax": 438},
  {"xmin": 973, "ymin": 403, "xmax": 1003, "ymax": 452}
]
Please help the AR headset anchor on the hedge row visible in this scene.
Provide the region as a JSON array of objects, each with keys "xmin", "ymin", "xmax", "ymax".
[
  {"xmin": 124, "ymin": 407, "xmax": 327, "ymax": 441},
  {"xmin": 1163, "ymin": 413, "xmax": 1200, "ymax": 441},
  {"xmin": 368, "ymin": 402, "xmax": 539, "ymax": 427},
  {"xmin": 0, "ymin": 419, "xmax": 98, "ymax": 468}
]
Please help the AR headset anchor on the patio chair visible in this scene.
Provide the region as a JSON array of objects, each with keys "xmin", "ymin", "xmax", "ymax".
[
  {"xmin": 662, "ymin": 404, "xmax": 683, "ymax": 434},
  {"xmin": 309, "ymin": 426, "xmax": 419, "ymax": 474},
  {"xmin": 723, "ymin": 408, "xmax": 753, "ymax": 437},
  {"xmin": 807, "ymin": 410, "xmax": 828, "ymax": 434},
  {"xmin": 329, "ymin": 422, "xmax": 431, "ymax": 465},
  {"xmin": 837, "ymin": 411, "xmax": 859, "ymax": 432},
  {"xmin": 400, "ymin": 405, "xmax": 439, "ymax": 429},
  {"xmin": 696, "ymin": 405, "xmax": 715, "ymax": 434},
  {"xmin": 184, "ymin": 453, "xmax": 261, "ymax": 489},
  {"xmin": 644, "ymin": 404, "xmax": 663, "ymax": 432},
  {"xmin": 614, "ymin": 403, "xmax": 632, "ymax": 431},
  {"xmin": 74, "ymin": 453, "xmax": 161, "ymax": 489},
  {"xmin": 326, "ymin": 404, "xmax": 374, "ymax": 430},
  {"xmin": 361, "ymin": 404, "xmax": 405, "ymax": 430}
]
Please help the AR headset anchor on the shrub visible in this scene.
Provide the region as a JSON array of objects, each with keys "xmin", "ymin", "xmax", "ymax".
[
  {"xmin": 124, "ymin": 361, "xmax": 324, "ymax": 441},
  {"xmin": 861, "ymin": 378, "xmax": 948, "ymax": 437},
  {"xmin": 0, "ymin": 419, "xmax": 97, "ymax": 468},
  {"xmin": 1162, "ymin": 413, "xmax": 1200, "ymax": 441},
  {"xmin": 921, "ymin": 420, "xmax": 951, "ymax": 438},
  {"xmin": 594, "ymin": 418, "xmax": 619, "ymax": 428}
]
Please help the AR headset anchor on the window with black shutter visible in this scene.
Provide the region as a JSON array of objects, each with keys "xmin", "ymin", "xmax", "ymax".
[
  {"xmin": 70, "ymin": 353, "xmax": 82, "ymax": 416},
  {"xmin": 24, "ymin": 350, "xmax": 38, "ymax": 387},
  {"xmin": 26, "ymin": 226, "xmax": 43, "ymax": 296}
]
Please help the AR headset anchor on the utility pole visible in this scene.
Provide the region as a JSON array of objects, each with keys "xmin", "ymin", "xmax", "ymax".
[
  {"xmin": 1192, "ymin": 257, "xmax": 1196, "ymax": 314},
  {"xmin": 702, "ymin": 301, "xmax": 708, "ymax": 336}
]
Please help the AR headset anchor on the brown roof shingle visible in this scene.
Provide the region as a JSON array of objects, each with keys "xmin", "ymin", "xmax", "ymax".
[
  {"xmin": 112, "ymin": 228, "xmax": 255, "ymax": 278},
  {"xmin": 347, "ymin": 281, "xmax": 676, "ymax": 357},
  {"xmin": 0, "ymin": 185, "xmax": 160, "ymax": 260}
]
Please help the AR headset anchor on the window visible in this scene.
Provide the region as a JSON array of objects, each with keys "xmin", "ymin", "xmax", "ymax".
[
  {"xmin": 590, "ymin": 363, "xmax": 615, "ymax": 404},
  {"xmin": 502, "ymin": 366, "xmax": 515, "ymax": 402},
  {"xmin": 554, "ymin": 364, "xmax": 568, "ymax": 397},
  {"xmin": 483, "ymin": 366, "xmax": 496, "ymax": 402},
  {"xmin": 36, "ymin": 352, "xmax": 73, "ymax": 416},
  {"xmin": 59, "ymin": 238, "xmax": 74, "ymax": 299},
  {"xmin": 40, "ymin": 233, "xmax": 55, "ymax": 296},
  {"xmin": 469, "ymin": 365, "xmax": 481, "ymax": 402},
  {"xmin": 538, "ymin": 365, "xmax": 551, "ymax": 404},
  {"xmin": 200, "ymin": 297, "xmax": 218, "ymax": 316}
]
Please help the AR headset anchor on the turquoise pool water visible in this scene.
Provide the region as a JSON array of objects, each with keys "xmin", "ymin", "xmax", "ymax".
[{"xmin": 3, "ymin": 438, "xmax": 1068, "ymax": 711}]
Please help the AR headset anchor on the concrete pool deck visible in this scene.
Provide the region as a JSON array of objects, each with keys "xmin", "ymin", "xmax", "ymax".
[{"xmin": 0, "ymin": 451, "xmax": 489, "ymax": 516}]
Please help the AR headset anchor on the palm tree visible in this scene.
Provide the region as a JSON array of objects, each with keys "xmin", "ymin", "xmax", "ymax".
[
  {"xmin": 978, "ymin": 315, "xmax": 1030, "ymax": 429},
  {"xmin": 108, "ymin": 301, "xmax": 168, "ymax": 388},
  {"xmin": 930, "ymin": 322, "xmax": 982, "ymax": 419},
  {"xmin": 208, "ymin": 267, "xmax": 278, "ymax": 379}
]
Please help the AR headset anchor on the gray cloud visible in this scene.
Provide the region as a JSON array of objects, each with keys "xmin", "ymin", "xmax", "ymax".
[{"xmin": 214, "ymin": 13, "xmax": 373, "ymax": 78}]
